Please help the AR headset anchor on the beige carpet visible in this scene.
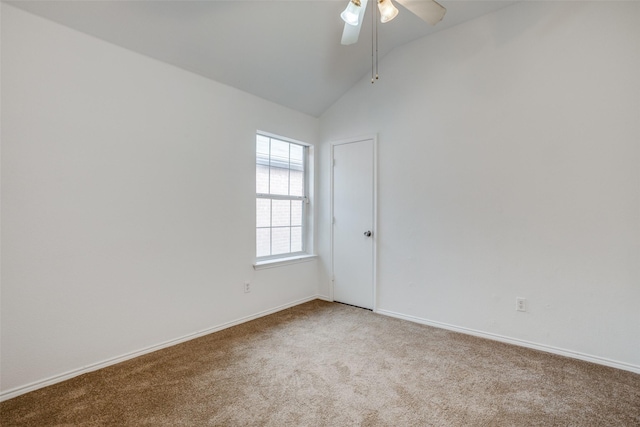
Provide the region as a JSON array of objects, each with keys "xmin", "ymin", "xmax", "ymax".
[{"xmin": 1, "ymin": 300, "xmax": 639, "ymax": 426}]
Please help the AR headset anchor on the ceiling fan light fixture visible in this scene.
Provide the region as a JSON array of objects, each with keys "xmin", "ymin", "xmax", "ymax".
[
  {"xmin": 378, "ymin": 0, "xmax": 399, "ymax": 23},
  {"xmin": 341, "ymin": 0, "xmax": 362, "ymax": 26}
]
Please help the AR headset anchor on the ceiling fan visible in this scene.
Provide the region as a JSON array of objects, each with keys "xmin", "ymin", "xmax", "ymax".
[{"xmin": 340, "ymin": 0, "xmax": 447, "ymax": 45}]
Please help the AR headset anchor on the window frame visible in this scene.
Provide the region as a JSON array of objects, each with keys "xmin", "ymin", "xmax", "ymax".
[{"xmin": 255, "ymin": 131, "xmax": 311, "ymax": 262}]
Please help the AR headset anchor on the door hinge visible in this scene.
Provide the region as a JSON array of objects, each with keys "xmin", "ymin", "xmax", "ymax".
[
  {"xmin": 332, "ymin": 217, "xmax": 336, "ymax": 224},
  {"xmin": 333, "ymin": 158, "xmax": 336, "ymax": 167}
]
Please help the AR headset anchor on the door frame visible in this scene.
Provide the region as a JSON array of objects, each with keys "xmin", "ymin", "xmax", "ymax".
[{"xmin": 330, "ymin": 134, "xmax": 378, "ymax": 312}]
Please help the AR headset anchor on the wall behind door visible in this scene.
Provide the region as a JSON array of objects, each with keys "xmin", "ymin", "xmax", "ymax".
[{"xmin": 318, "ymin": 1, "xmax": 640, "ymax": 370}]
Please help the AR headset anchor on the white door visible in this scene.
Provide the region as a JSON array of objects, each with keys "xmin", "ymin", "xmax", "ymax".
[{"xmin": 332, "ymin": 138, "xmax": 375, "ymax": 310}]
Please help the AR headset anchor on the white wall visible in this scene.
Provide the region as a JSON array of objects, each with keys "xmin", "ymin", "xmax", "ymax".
[
  {"xmin": 2, "ymin": 0, "xmax": 639, "ymax": 400},
  {"xmin": 319, "ymin": 1, "xmax": 640, "ymax": 370},
  {"xmin": 1, "ymin": 4, "xmax": 319, "ymax": 397}
]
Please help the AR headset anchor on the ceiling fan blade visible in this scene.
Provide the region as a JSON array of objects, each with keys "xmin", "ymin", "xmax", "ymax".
[
  {"xmin": 341, "ymin": 0, "xmax": 369, "ymax": 45},
  {"xmin": 396, "ymin": 0, "xmax": 446, "ymax": 26},
  {"xmin": 341, "ymin": 22, "xmax": 361, "ymax": 45}
]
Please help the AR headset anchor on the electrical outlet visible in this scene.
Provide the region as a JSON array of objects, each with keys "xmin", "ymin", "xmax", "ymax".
[
  {"xmin": 244, "ymin": 282, "xmax": 251, "ymax": 293},
  {"xmin": 516, "ymin": 297, "xmax": 526, "ymax": 312}
]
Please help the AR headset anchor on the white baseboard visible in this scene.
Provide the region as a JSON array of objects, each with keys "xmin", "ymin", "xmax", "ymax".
[
  {"xmin": 0, "ymin": 295, "xmax": 323, "ymax": 402},
  {"xmin": 376, "ymin": 309, "xmax": 640, "ymax": 375},
  {"xmin": 7, "ymin": 298, "xmax": 634, "ymax": 402}
]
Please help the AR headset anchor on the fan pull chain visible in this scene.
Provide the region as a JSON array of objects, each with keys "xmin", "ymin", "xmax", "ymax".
[
  {"xmin": 376, "ymin": 4, "xmax": 379, "ymax": 81},
  {"xmin": 371, "ymin": 2, "xmax": 379, "ymax": 84},
  {"xmin": 371, "ymin": 1, "xmax": 375, "ymax": 84}
]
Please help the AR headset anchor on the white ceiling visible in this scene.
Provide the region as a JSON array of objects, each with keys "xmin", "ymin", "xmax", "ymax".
[{"xmin": 7, "ymin": 0, "xmax": 518, "ymax": 117}]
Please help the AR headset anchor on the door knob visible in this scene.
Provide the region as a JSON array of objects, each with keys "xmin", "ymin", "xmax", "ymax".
[{"xmin": 364, "ymin": 230, "xmax": 372, "ymax": 237}]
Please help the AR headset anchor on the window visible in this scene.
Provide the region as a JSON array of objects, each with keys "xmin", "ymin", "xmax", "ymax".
[{"xmin": 256, "ymin": 133, "xmax": 308, "ymax": 259}]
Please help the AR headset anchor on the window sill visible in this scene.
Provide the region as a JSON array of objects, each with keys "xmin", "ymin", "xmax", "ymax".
[{"xmin": 253, "ymin": 254, "xmax": 317, "ymax": 270}]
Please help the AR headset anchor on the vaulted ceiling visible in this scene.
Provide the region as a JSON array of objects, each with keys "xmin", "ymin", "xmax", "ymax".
[{"xmin": 8, "ymin": 0, "xmax": 518, "ymax": 117}]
